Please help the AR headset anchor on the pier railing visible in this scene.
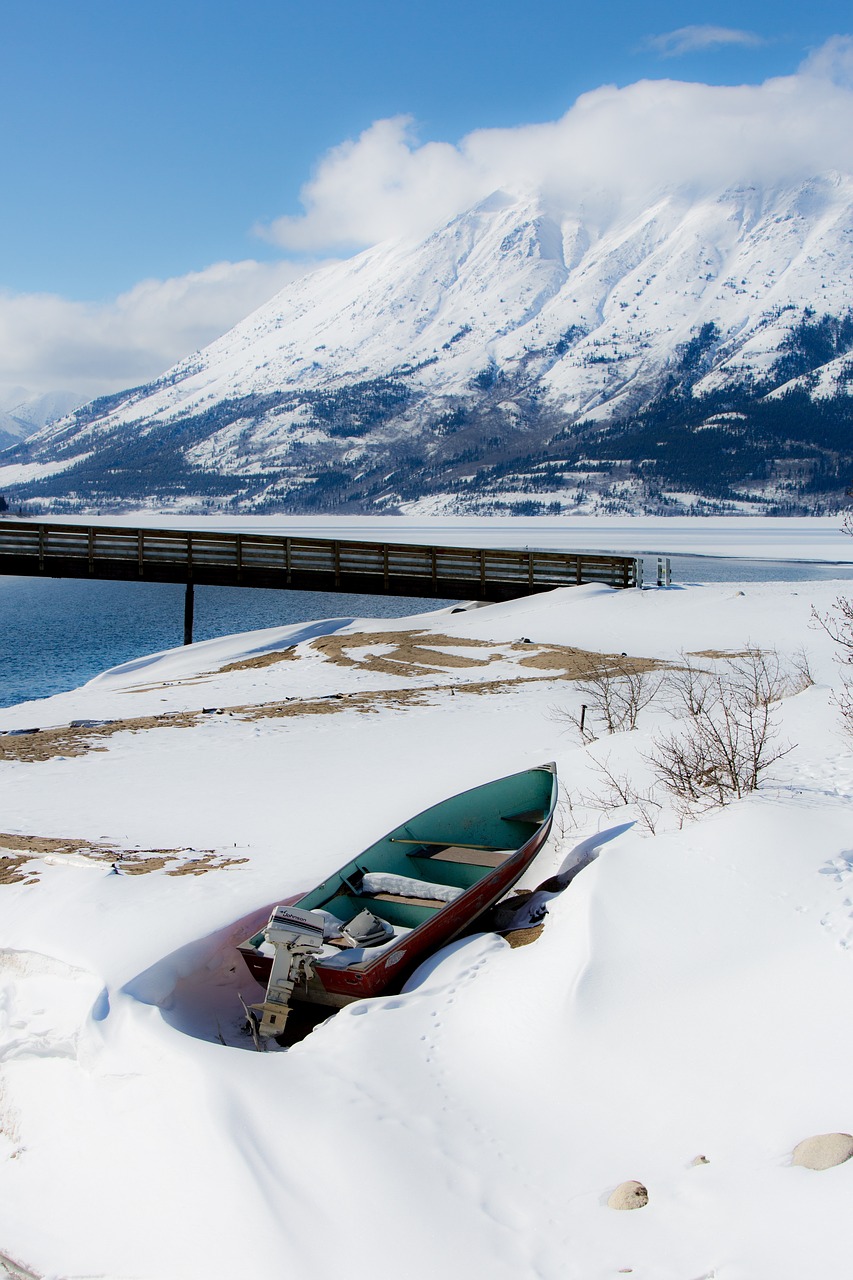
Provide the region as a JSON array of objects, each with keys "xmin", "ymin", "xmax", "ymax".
[{"xmin": 0, "ymin": 520, "xmax": 641, "ymax": 601}]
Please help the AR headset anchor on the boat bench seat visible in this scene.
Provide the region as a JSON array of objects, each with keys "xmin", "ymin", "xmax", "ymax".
[
  {"xmin": 390, "ymin": 837, "xmax": 514, "ymax": 870},
  {"xmin": 367, "ymin": 891, "xmax": 445, "ymax": 910},
  {"xmin": 412, "ymin": 845, "xmax": 514, "ymax": 868},
  {"xmin": 344, "ymin": 870, "xmax": 465, "ymax": 928}
]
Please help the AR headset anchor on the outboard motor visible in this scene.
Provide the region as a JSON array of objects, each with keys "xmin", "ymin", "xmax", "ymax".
[{"xmin": 248, "ymin": 904, "xmax": 326, "ymax": 1040}]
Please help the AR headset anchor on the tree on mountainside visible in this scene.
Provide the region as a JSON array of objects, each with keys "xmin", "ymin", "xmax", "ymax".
[{"xmin": 0, "ymin": 495, "xmax": 7, "ymax": 512}]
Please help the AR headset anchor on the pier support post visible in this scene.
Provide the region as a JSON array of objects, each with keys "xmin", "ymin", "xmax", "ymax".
[{"xmin": 183, "ymin": 581, "xmax": 194, "ymax": 645}]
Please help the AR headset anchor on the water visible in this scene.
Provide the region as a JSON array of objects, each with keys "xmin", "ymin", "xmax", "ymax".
[
  {"xmin": 2, "ymin": 555, "xmax": 853, "ymax": 708},
  {"xmin": 661, "ymin": 556, "xmax": 853, "ymax": 585},
  {"xmin": 0, "ymin": 577, "xmax": 455, "ymax": 709}
]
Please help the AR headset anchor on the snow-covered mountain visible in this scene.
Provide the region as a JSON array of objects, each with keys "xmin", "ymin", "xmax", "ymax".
[
  {"xmin": 0, "ymin": 389, "xmax": 84, "ymax": 451},
  {"xmin": 3, "ymin": 177, "xmax": 853, "ymax": 514}
]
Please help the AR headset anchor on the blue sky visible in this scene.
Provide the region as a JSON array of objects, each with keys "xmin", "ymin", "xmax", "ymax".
[{"xmin": 1, "ymin": 0, "xmax": 851, "ymax": 404}]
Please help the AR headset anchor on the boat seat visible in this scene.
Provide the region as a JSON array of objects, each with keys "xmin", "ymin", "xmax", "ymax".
[
  {"xmin": 390, "ymin": 836, "xmax": 512, "ymax": 869},
  {"xmin": 367, "ymin": 892, "xmax": 445, "ymax": 910},
  {"xmin": 360, "ymin": 870, "xmax": 462, "ymax": 903},
  {"xmin": 411, "ymin": 845, "xmax": 514, "ymax": 868}
]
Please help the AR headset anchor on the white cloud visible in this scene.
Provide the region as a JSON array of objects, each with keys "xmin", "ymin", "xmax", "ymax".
[
  {"xmin": 258, "ymin": 117, "xmax": 487, "ymax": 253},
  {"xmin": 0, "ymin": 258, "xmax": 313, "ymax": 406},
  {"xmin": 800, "ymin": 34, "xmax": 853, "ymax": 87},
  {"xmin": 260, "ymin": 42, "xmax": 853, "ymax": 255},
  {"xmin": 643, "ymin": 25, "xmax": 765, "ymax": 57}
]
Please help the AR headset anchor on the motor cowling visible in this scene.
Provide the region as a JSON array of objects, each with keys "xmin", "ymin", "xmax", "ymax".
[{"xmin": 253, "ymin": 904, "xmax": 326, "ymax": 1039}]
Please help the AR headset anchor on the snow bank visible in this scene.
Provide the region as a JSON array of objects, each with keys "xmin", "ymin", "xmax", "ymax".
[{"xmin": 1, "ymin": 552, "xmax": 852, "ymax": 1279}]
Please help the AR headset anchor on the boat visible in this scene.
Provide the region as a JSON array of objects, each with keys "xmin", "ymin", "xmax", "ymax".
[{"xmin": 238, "ymin": 763, "xmax": 558, "ymax": 1039}]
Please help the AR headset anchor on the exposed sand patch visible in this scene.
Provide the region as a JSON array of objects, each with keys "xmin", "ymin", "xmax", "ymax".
[
  {"xmin": 218, "ymin": 648, "xmax": 299, "ymax": 674},
  {"xmin": 0, "ymin": 832, "xmax": 246, "ymax": 883}
]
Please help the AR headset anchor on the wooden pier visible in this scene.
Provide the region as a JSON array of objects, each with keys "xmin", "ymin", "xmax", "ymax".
[{"xmin": 0, "ymin": 520, "xmax": 642, "ymax": 642}]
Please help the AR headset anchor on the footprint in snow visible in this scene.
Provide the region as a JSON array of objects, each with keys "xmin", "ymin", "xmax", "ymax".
[{"xmin": 0, "ymin": 949, "xmax": 102, "ymax": 1064}]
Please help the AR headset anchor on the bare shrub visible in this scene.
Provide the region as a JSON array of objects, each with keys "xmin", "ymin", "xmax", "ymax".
[
  {"xmin": 816, "ymin": 594, "xmax": 853, "ymax": 658},
  {"xmin": 810, "ymin": 510, "xmax": 853, "ymax": 734},
  {"xmin": 813, "ymin": 591, "xmax": 853, "ymax": 737},
  {"xmin": 649, "ymin": 647, "xmax": 794, "ymax": 811},
  {"xmin": 836, "ymin": 682, "xmax": 853, "ymax": 737},
  {"xmin": 789, "ymin": 646, "xmax": 815, "ymax": 694},
  {"xmin": 555, "ymin": 655, "xmax": 666, "ymax": 742},
  {"xmin": 553, "ymin": 782, "xmax": 580, "ymax": 839},
  {"xmin": 581, "ymin": 755, "xmax": 663, "ymax": 835}
]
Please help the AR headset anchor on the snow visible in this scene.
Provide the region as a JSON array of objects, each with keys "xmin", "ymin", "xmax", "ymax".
[
  {"xmin": 1, "ymin": 523, "xmax": 853, "ymax": 1279},
  {"xmin": 361, "ymin": 871, "xmax": 465, "ymax": 902}
]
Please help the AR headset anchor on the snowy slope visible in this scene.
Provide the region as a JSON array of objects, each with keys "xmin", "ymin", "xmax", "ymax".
[{"xmin": 1, "ymin": 554, "xmax": 853, "ymax": 1278}]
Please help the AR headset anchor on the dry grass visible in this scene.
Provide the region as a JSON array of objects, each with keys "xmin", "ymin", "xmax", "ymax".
[
  {"xmin": 218, "ymin": 648, "xmax": 299, "ymax": 674},
  {"xmin": 0, "ymin": 711, "xmax": 202, "ymax": 763},
  {"xmin": 0, "ymin": 833, "xmax": 97, "ymax": 856},
  {"xmin": 516, "ymin": 644, "xmax": 661, "ymax": 675},
  {"xmin": 687, "ymin": 649, "xmax": 754, "ymax": 660},
  {"xmin": 0, "ymin": 857, "xmax": 36, "ymax": 886},
  {"xmin": 0, "ymin": 832, "xmax": 246, "ymax": 883},
  {"xmin": 308, "ymin": 630, "xmax": 498, "ymax": 677},
  {"xmin": 504, "ymin": 924, "xmax": 545, "ymax": 948},
  {"xmin": 308, "ymin": 630, "xmax": 665, "ymax": 682},
  {"xmin": 0, "ymin": 695, "xmax": 424, "ymax": 763}
]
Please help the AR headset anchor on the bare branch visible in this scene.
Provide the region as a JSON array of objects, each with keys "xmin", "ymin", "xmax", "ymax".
[
  {"xmin": 580, "ymin": 755, "xmax": 663, "ymax": 835},
  {"xmin": 811, "ymin": 558, "xmax": 853, "ymax": 736},
  {"xmin": 789, "ymin": 646, "xmax": 815, "ymax": 693}
]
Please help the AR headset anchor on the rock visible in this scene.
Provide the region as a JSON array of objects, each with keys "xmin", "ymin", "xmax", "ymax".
[
  {"xmin": 607, "ymin": 1180, "xmax": 649, "ymax": 1210},
  {"xmin": 792, "ymin": 1133, "xmax": 853, "ymax": 1170},
  {"xmin": 691, "ymin": 1154, "xmax": 710, "ymax": 1166}
]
